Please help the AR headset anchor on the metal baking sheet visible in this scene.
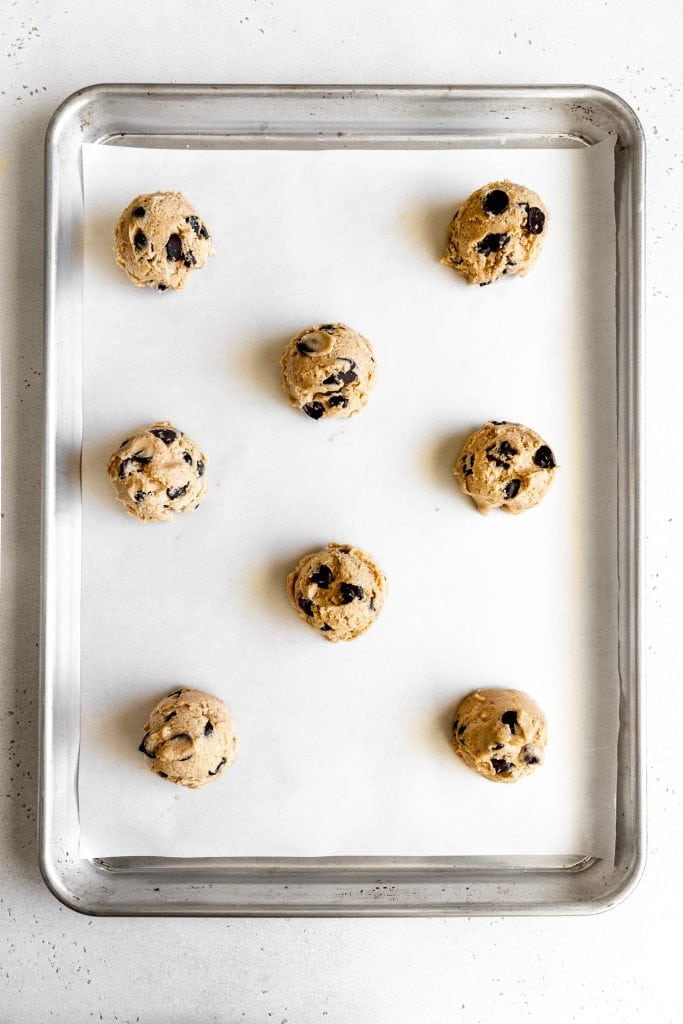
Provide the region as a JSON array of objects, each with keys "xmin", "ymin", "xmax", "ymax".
[{"xmin": 41, "ymin": 84, "xmax": 645, "ymax": 916}]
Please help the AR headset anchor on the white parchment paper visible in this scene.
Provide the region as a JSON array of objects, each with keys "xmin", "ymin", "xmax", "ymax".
[{"xmin": 78, "ymin": 138, "xmax": 618, "ymax": 859}]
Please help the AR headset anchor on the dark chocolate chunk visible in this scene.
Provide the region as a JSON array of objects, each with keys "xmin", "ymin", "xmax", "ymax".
[
  {"xmin": 328, "ymin": 395, "xmax": 348, "ymax": 409},
  {"xmin": 452, "ymin": 719, "xmax": 459, "ymax": 735},
  {"xmin": 503, "ymin": 479, "xmax": 521, "ymax": 500},
  {"xmin": 185, "ymin": 215, "xmax": 201, "ymax": 234},
  {"xmin": 369, "ymin": 597, "xmax": 376, "ymax": 612},
  {"xmin": 522, "ymin": 745, "xmax": 541, "ymax": 765},
  {"xmin": 458, "ymin": 723, "xmax": 466, "ymax": 737},
  {"xmin": 204, "ymin": 720, "xmax": 214, "ymax": 736},
  {"xmin": 483, "ymin": 189, "xmax": 509, "ymax": 216},
  {"xmin": 501, "ymin": 710, "xmax": 518, "ymax": 734},
  {"xmin": 133, "ymin": 452, "xmax": 153, "ymax": 466},
  {"xmin": 303, "ymin": 401, "xmax": 325, "ymax": 420},
  {"xmin": 133, "ymin": 230, "xmax": 147, "ymax": 251},
  {"xmin": 462, "ymin": 454, "xmax": 473, "ymax": 478},
  {"xmin": 491, "ymin": 743, "xmax": 504, "ymax": 751},
  {"xmin": 119, "ymin": 439, "xmax": 130, "ymax": 448},
  {"xmin": 183, "ymin": 251, "xmax": 197, "ymax": 268},
  {"xmin": 337, "ymin": 546, "xmax": 351, "ymax": 553},
  {"xmin": 118, "ymin": 458, "xmax": 133, "ymax": 479},
  {"xmin": 157, "ymin": 771, "xmax": 168, "ymax": 778},
  {"xmin": 486, "ymin": 441, "xmax": 517, "ymax": 469},
  {"xmin": 150, "ymin": 428, "xmax": 177, "ymax": 445},
  {"xmin": 165, "ymin": 712, "xmax": 176, "ymax": 722},
  {"xmin": 477, "ymin": 232, "xmax": 509, "ymax": 255},
  {"xmin": 132, "ymin": 206, "xmax": 145, "ymax": 218},
  {"xmin": 491, "ymin": 421, "xmax": 508, "ymax": 426},
  {"xmin": 534, "ymin": 445, "xmax": 556, "ymax": 469},
  {"xmin": 491, "ymin": 758, "xmax": 514, "ymax": 775},
  {"xmin": 166, "ymin": 483, "xmax": 189, "ymax": 500},
  {"xmin": 134, "ymin": 490, "xmax": 146, "ymax": 503},
  {"xmin": 296, "ymin": 340, "xmax": 315, "ymax": 356},
  {"xmin": 479, "ymin": 282, "xmax": 491, "ymax": 287},
  {"xmin": 165, "ymin": 233, "xmax": 183, "ymax": 262},
  {"xmin": 183, "ymin": 452, "xmax": 193, "ymax": 465},
  {"xmin": 157, "ymin": 284, "xmax": 168, "ymax": 292},
  {"xmin": 196, "ymin": 459, "xmax": 205, "ymax": 477},
  {"xmin": 498, "ymin": 441, "xmax": 517, "ymax": 459},
  {"xmin": 339, "ymin": 582, "xmax": 364, "ymax": 604},
  {"xmin": 525, "ymin": 205, "xmax": 546, "ymax": 234},
  {"xmin": 309, "ymin": 564, "xmax": 334, "ymax": 588},
  {"xmin": 198, "ymin": 224, "xmax": 210, "ymax": 240},
  {"xmin": 208, "ymin": 757, "xmax": 227, "ymax": 777},
  {"xmin": 320, "ymin": 624, "xmax": 334, "ymax": 632},
  {"xmin": 298, "ymin": 597, "xmax": 314, "ymax": 617},
  {"xmin": 178, "ymin": 754, "xmax": 193, "ymax": 762},
  {"xmin": 138, "ymin": 734, "xmax": 155, "ymax": 759},
  {"xmin": 166, "ymin": 689, "xmax": 182, "ymax": 698},
  {"xmin": 317, "ymin": 323, "xmax": 337, "ymax": 331}
]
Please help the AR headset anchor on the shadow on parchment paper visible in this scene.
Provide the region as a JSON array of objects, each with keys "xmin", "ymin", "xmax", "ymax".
[
  {"xmin": 229, "ymin": 331, "xmax": 290, "ymax": 404},
  {"xmin": 0, "ymin": 108, "xmax": 55, "ymax": 884},
  {"xmin": 415, "ymin": 426, "xmax": 475, "ymax": 506},
  {"xmin": 397, "ymin": 197, "xmax": 460, "ymax": 266},
  {"xmin": 243, "ymin": 546, "xmax": 315, "ymax": 625}
]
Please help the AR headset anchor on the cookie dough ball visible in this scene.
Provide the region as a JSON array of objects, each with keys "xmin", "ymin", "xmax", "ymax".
[
  {"xmin": 280, "ymin": 323, "xmax": 376, "ymax": 420},
  {"xmin": 452, "ymin": 688, "xmax": 547, "ymax": 783},
  {"xmin": 114, "ymin": 192, "xmax": 214, "ymax": 291},
  {"xmin": 107, "ymin": 421, "xmax": 208, "ymax": 523},
  {"xmin": 441, "ymin": 180, "xmax": 548, "ymax": 286},
  {"xmin": 139, "ymin": 687, "xmax": 238, "ymax": 789},
  {"xmin": 454, "ymin": 420, "xmax": 557, "ymax": 515},
  {"xmin": 287, "ymin": 542, "xmax": 387, "ymax": 642}
]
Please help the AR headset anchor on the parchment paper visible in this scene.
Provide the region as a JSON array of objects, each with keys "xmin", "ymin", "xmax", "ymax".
[{"xmin": 78, "ymin": 138, "xmax": 618, "ymax": 859}]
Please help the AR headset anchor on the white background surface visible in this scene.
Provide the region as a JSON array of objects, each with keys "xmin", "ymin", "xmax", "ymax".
[
  {"xmin": 0, "ymin": 1, "xmax": 679, "ymax": 1021},
  {"xmin": 79, "ymin": 141, "xmax": 617, "ymax": 860}
]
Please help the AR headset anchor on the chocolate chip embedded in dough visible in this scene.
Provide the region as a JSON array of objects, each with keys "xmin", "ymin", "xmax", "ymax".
[
  {"xmin": 534, "ymin": 445, "xmax": 556, "ymax": 469},
  {"xmin": 525, "ymin": 205, "xmax": 546, "ymax": 234},
  {"xmin": 491, "ymin": 758, "xmax": 514, "ymax": 775},
  {"xmin": 309, "ymin": 564, "xmax": 334, "ymax": 589},
  {"xmin": 503, "ymin": 479, "xmax": 521, "ymax": 500},
  {"xmin": 501, "ymin": 710, "xmax": 518, "ymax": 735},
  {"xmin": 208, "ymin": 757, "xmax": 227, "ymax": 777},
  {"xmin": 138, "ymin": 734, "xmax": 155, "ymax": 759},
  {"xmin": 196, "ymin": 460, "xmax": 205, "ymax": 477},
  {"xmin": 132, "ymin": 206, "xmax": 145, "ymax": 218},
  {"xmin": 328, "ymin": 395, "xmax": 348, "ymax": 409},
  {"xmin": 303, "ymin": 401, "xmax": 325, "ymax": 420},
  {"xmin": 477, "ymin": 232, "xmax": 510, "ymax": 255},
  {"xmin": 150, "ymin": 427, "xmax": 177, "ymax": 445},
  {"xmin": 339, "ymin": 582, "xmax": 365, "ymax": 604},
  {"xmin": 298, "ymin": 597, "xmax": 314, "ymax": 617},
  {"xmin": 183, "ymin": 452, "xmax": 193, "ymax": 465},
  {"xmin": 134, "ymin": 230, "xmax": 147, "ymax": 251},
  {"xmin": 165, "ymin": 233, "xmax": 183, "ymax": 262},
  {"xmin": 118, "ymin": 458, "xmax": 134, "ymax": 479},
  {"xmin": 166, "ymin": 484, "xmax": 189, "ymax": 501},
  {"xmin": 204, "ymin": 720, "xmax": 214, "ymax": 736},
  {"xmin": 483, "ymin": 189, "xmax": 509, "ymax": 215}
]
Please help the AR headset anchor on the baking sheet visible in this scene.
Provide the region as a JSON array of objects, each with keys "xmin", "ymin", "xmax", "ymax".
[{"xmin": 78, "ymin": 138, "xmax": 618, "ymax": 859}]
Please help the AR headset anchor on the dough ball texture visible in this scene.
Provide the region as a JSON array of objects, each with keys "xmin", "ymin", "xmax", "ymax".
[
  {"xmin": 139, "ymin": 687, "xmax": 238, "ymax": 789},
  {"xmin": 441, "ymin": 180, "xmax": 548, "ymax": 286},
  {"xmin": 451, "ymin": 688, "xmax": 548, "ymax": 784},
  {"xmin": 107, "ymin": 421, "xmax": 208, "ymax": 523},
  {"xmin": 280, "ymin": 323, "xmax": 376, "ymax": 420},
  {"xmin": 454, "ymin": 420, "xmax": 557, "ymax": 515},
  {"xmin": 114, "ymin": 192, "xmax": 214, "ymax": 291},
  {"xmin": 287, "ymin": 542, "xmax": 387, "ymax": 642}
]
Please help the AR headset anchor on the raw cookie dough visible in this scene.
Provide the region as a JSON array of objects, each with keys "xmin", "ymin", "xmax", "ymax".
[
  {"xmin": 287, "ymin": 542, "xmax": 387, "ymax": 642},
  {"xmin": 139, "ymin": 687, "xmax": 238, "ymax": 788},
  {"xmin": 280, "ymin": 323, "xmax": 376, "ymax": 419},
  {"xmin": 454, "ymin": 420, "xmax": 557, "ymax": 515},
  {"xmin": 441, "ymin": 180, "xmax": 548, "ymax": 286},
  {"xmin": 114, "ymin": 192, "xmax": 214, "ymax": 291},
  {"xmin": 107, "ymin": 421, "xmax": 208, "ymax": 523},
  {"xmin": 451, "ymin": 688, "xmax": 548, "ymax": 784}
]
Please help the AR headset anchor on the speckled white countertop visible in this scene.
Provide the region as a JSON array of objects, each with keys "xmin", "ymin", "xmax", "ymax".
[{"xmin": 0, "ymin": 2, "xmax": 678, "ymax": 1021}]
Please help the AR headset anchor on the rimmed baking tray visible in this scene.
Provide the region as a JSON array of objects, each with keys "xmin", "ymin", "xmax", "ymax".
[{"xmin": 41, "ymin": 84, "xmax": 645, "ymax": 916}]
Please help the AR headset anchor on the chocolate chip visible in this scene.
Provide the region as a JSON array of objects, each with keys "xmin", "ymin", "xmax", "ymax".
[
  {"xmin": 320, "ymin": 624, "xmax": 334, "ymax": 632},
  {"xmin": 303, "ymin": 402, "xmax": 325, "ymax": 420},
  {"xmin": 196, "ymin": 460, "xmax": 205, "ymax": 477},
  {"xmin": 183, "ymin": 251, "xmax": 197, "ymax": 268},
  {"xmin": 462, "ymin": 454, "xmax": 473, "ymax": 478},
  {"xmin": 298, "ymin": 597, "xmax": 314, "ymax": 617},
  {"xmin": 486, "ymin": 441, "xmax": 517, "ymax": 469},
  {"xmin": 522, "ymin": 745, "xmax": 541, "ymax": 765},
  {"xmin": 134, "ymin": 230, "xmax": 147, "ymax": 251},
  {"xmin": 491, "ymin": 743, "xmax": 504, "ymax": 751},
  {"xmin": 483, "ymin": 189, "xmax": 509, "ymax": 215},
  {"xmin": 133, "ymin": 452, "xmax": 153, "ymax": 466},
  {"xmin": 167, "ymin": 689, "xmax": 182, "ymax": 698},
  {"xmin": 134, "ymin": 490, "xmax": 146, "ymax": 503},
  {"xmin": 491, "ymin": 758, "xmax": 514, "ymax": 775},
  {"xmin": 185, "ymin": 215, "xmax": 201, "ymax": 234},
  {"xmin": 309, "ymin": 564, "xmax": 333, "ymax": 588},
  {"xmin": 526, "ymin": 206, "xmax": 545, "ymax": 234},
  {"xmin": 491, "ymin": 421, "xmax": 508, "ymax": 426},
  {"xmin": 138, "ymin": 734, "xmax": 155, "ymax": 759},
  {"xmin": 501, "ymin": 710, "xmax": 518, "ymax": 734},
  {"xmin": 296, "ymin": 340, "xmax": 315, "ymax": 356},
  {"xmin": 150, "ymin": 428, "xmax": 177, "ymax": 445},
  {"xmin": 165, "ymin": 233, "xmax": 183, "ymax": 262},
  {"xmin": 318, "ymin": 324, "xmax": 337, "ymax": 331},
  {"xmin": 338, "ymin": 546, "xmax": 351, "ymax": 553},
  {"xmin": 458, "ymin": 724, "xmax": 466, "ymax": 737},
  {"xmin": 132, "ymin": 206, "xmax": 145, "ymax": 218},
  {"xmin": 208, "ymin": 757, "xmax": 227, "ymax": 777},
  {"xmin": 118, "ymin": 458, "xmax": 133, "ymax": 479},
  {"xmin": 119, "ymin": 439, "xmax": 130, "ymax": 447},
  {"xmin": 479, "ymin": 282, "xmax": 491, "ymax": 287},
  {"xmin": 165, "ymin": 712, "xmax": 176, "ymax": 721},
  {"xmin": 157, "ymin": 771, "xmax": 168, "ymax": 778},
  {"xmin": 183, "ymin": 452, "xmax": 193, "ymax": 465},
  {"xmin": 167, "ymin": 484, "xmax": 189, "ymax": 500},
  {"xmin": 369, "ymin": 597, "xmax": 376, "ymax": 612},
  {"xmin": 328, "ymin": 395, "xmax": 348, "ymax": 409},
  {"xmin": 477, "ymin": 233, "xmax": 509, "ymax": 255},
  {"xmin": 204, "ymin": 720, "xmax": 214, "ymax": 736},
  {"xmin": 340, "ymin": 582, "xmax": 364, "ymax": 604},
  {"xmin": 452, "ymin": 719, "xmax": 459, "ymax": 735},
  {"xmin": 178, "ymin": 755, "xmax": 193, "ymax": 762},
  {"xmin": 503, "ymin": 479, "xmax": 521, "ymax": 500},
  {"xmin": 157, "ymin": 284, "xmax": 168, "ymax": 292},
  {"xmin": 198, "ymin": 224, "xmax": 210, "ymax": 240},
  {"xmin": 534, "ymin": 445, "xmax": 556, "ymax": 469}
]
